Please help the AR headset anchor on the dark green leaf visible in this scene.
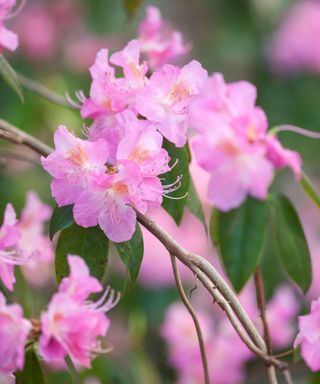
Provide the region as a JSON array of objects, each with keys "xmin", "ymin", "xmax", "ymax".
[
  {"xmin": 209, "ymin": 208, "xmax": 220, "ymax": 246},
  {"xmin": 300, "ymin": 171, "xmax": 320, "ymax": 208},
  {"xmin": 49, "ymin": 205, "xmax": 74, "ymax": 240},
  {"xmin": 114, "ymin": 223, "xmax": 144, "ymax": 286},
  {"xmin": 270, "ymin": 194, "xmax": 312, "ymax": 292},
  {"xmin": 217, "ymin": 197, "xmax": 268, "ymax": 292},
  {"xmin": 186, "ymin": 178, "xmax": 207, "ymax": 232},
  {"xmin": 162, "ymin": 139, "xmax": 190, "ymax": 225},
  {"xmin": 0, "ymin": 55, "xmax": 23, "ymax": 102},
  {"xmin": 16, "ymin": 346, "xmax": 46, "ymax": 384},
  {"xmin": 122, "ymin": 0, "xmax": 142, "ymax": 17},
  {"xmin": 55, "ymin": 224, "xmax": 109, "ymax": 283}
]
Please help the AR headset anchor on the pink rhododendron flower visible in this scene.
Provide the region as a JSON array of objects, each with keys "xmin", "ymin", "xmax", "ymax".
[
  {"xmin": 59, "ymin": 255, "xmax": 102, "ymax": 302},
  {"xmin": 41, "ymin": 126, "xmax": 109, "ymax": 206},
  {"xmin": 190, "ymin": 73, "xmax": 301, "ymax": 210},
  {"xmin": 73, "ymin": 160, "xmax": 141, "ymax": 242},
  {"xmin": 136, "ymin": 60, "xmax": 208, "ymax": 146},
  {"xmin": 0, "ymin": 203, "xmax": 22, "ymax": 291},
  {"xmin": 17, "ymin": 191, "xmax": 53, "ymax": 269},
  {"xmin": 268, "ymin": 1, "xmax": 320, "ymax": 74},
  {"xmin": 266, "ymin": 286, "xmax": 299, "ymax": 348},
  {"xmin": 138, "ymin": 6, "xmax": 190, "ymax": 69},
  {"xmin": 40, "ymin": 255, "xmax": 118, "ymax": 367},
  {"xmin": 0, "ymin": 0, "xmax": 19, "ymax": 52},
  {"xmin": 295, "ymin": 297, "xmax": 320, "ymax": 371},
  {"xmin": 14, "ymin": 2, "xmax": 56, "ymax": 60},
  {"xmin": 0, "ymin": 292, "xmax": 31, "ymax": 374},
  {"xmin": 161, "ymin": 302, "xmax": 252, "ymax": 384}
]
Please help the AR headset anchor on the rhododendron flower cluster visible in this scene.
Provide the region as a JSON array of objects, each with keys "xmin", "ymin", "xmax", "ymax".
[
  {"xmin": 0, "ymin": 193, "xmax": 53, "ymax": 291},
  {"xmin": 0, "ymin": 0, "xmax": 19, "ymax": 52},
  {"xmin": 190, "ymin": 73, "xmax": 302, "ymax": 210},
  {"xmin": 137, "ymin": 5, "xmax": 190, "ymax": 70},
  {"xmin": 0, "ymin": 293, "xmax": 31, "ymax": 374},
  {"xmin": 268, "ymin": 0, "xmax": 320, "ymax": 74},
  {"xmin": 40, "ymin": 255, "xmax": 117, "ymax": 367},
  {"xmin": 295, "ymin": 297, "xmax": 320, "ymax": 371}
]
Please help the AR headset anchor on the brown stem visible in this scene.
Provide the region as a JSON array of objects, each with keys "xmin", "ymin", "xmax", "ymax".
[
  {"xmin": 254, "ymin": 267, "xmax": 278, "ymax": 384},
  {"xmin": 170, "ymin": 253, "xmax": 210, "ymax": 384},
  {"xmin": 0, "ymin": 119, "xmax": 51, "ymax": 157}
]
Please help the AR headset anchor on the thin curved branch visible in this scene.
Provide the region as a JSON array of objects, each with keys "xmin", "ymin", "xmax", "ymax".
[
  {"xmin": 0, "ymin": 119, "xmax": 51, "ymax": 157},
  {"xmin": 18, "ymin": 73, "xmax": 78, "ymax": 110},
  {"xmin": 170, "ymin": 253, "xmax": 210, "ymax": 384},
  {"xmin": 254, "ymin": 268, "xmax": 278, "ymax": 384}
]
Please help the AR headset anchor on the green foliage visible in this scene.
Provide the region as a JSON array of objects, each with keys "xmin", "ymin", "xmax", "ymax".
[
  {"xmin": 211, "ymin": 197, "xmax": 268, "ymax": 292},
  {"xmin": 49, "ymin": 205, "xmax": 74, "ymax": 240},
  {"xmin": 122, "ymin": 0, "xmax": 142, "ymax": 17},
  {"xmin": 114, "ymin": 223, "xmax": 144, "ymax": 286},
  {"xmin": 186, "ymin": 178, "xmax": 207, "ymax": 232},
  {"xmin": 161, "ymin": 139, "xmax": 190, "ymax": 225},
  {"xmin": 0, "ymin": 55, "xmax": 23, "ymax": 102},
  {"xmin": 300, "ymin": 171, "xmax": 320, "ymax": 208},
  {"xmin": 16, "ymin": 346, "xmax": 46, "ymax": 384},
  {"xmin": 55, "ymin": 224, "xmax": 109, "ymax": 283},
  {"xmin": 269, "ymin": 194, "xmax": 312, "ymax": 293}
]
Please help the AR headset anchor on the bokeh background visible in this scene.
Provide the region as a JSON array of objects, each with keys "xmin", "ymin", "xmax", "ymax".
[{"xmin": 1, "ymin": 0, "xmax": 320, "ymax": 383}]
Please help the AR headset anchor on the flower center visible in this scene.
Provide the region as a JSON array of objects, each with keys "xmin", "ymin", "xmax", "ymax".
[{"xmin": 66, "ymin": 145, "xmax": 88, "ymax": 167}]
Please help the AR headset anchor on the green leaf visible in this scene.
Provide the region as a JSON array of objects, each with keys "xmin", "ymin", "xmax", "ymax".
[
  {"xmin": 49, "ymin": 205, "xmax": 74, "ymax": 240},
  {"xmin": 114, "ymin": 223, "xmax": 144, "ymax": 286},
  {"xmin": 270, "ymin": 194, "xmax": 312, "ymax": 293},
  {"xmin": 186, "ymin": 178, "xmax": 207, "ymax": 232},
  {"xmin": 122, "ymin": 0, "xmax": 142, "ymax": 17},
  {"xmin": 300, "ymin": 171, "xmax": 320, "ymax": 208},
  {"xmin": 16, "ymin": 346, "xmax": 46, "ymax": 384},
  {"xmin": 209, "ymin": 208, "xmax": 220, "ymax": 246},
  {"xmin": 0, "ymin": 55, "xmax": 24, "ymax": 102},
  {"xmin": 162, "ymin": 139, "xmax": 190, "ymax": 225},
  {"xmin": 217, "ymin": 197, "xmax": 268, "ymax": 292},
  {"xmin": 55, "ymin": 224, "xmax": 109, "ymax": 283}
]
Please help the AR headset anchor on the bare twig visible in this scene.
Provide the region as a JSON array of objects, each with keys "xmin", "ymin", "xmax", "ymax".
[
  {"xmin": 0, "ymin": 148, "xmax": 39, "ymax": 165},
  {"xmin": 17, "ymin": 73, "xmax": 78, "ymax": 110},
  {"xmin": 170, "ymin": 253, "xmax": 210, "ymax": 384},
  {"xmin": 0, "ymin": 119, "xmax": 51, "ymax": 157},
  {"xmin": 254, "ymin": 268, "xmax": 278, "ymax": 384}
]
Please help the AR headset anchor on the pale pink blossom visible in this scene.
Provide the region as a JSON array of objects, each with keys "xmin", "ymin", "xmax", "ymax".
[
  {"xmin": 161, "ymin": 302, "xmax": 252, "ymax": 384},
  {"xmin": 266, "ymin": 286, "xmax": 299, "ymax": 348},
  {"xmin": 136, "ymin": 60, "xmax": 208, "ymax": 146},
  {"xmin": 265, "ymin": 135, "xmax": 302, "ymax": 179},
  {"xmin": 39, "ymin": 255, "xmax": 118, "ymax": 367},
  {"xmin": 14, "ymin": 3, "xmax": 56, "ymax": 60},
  {"xmin": 138, "ymin": 5, "xmax": 190, "ymax": 69},
  {"xmin": 0, "ymin": 203, "xmax": 22, "ymax": 291},
  {"xmin": 17, "ymin": 191, "xmax": 53, "ymax": 270},
  {"xmin": 59, "ymin": 255, "xmax": 102, "ymax": 302},
  {"xmin": 73, "ymin": 160, "xmax": 141, "ymax": 242},
  {"xmin": 0, "ymin": 292, "xmax": 31, "ymax": 374},
  {"xmin": 190, "ymin": 73, "xmax": 301, "ymax": 210},
  {"xmin": 41, "ymin": 126, "xmax": 109, "ymax": 206},
  {"xmin": 0, "ymin": 0, "xmax": 18, "ymax": 52},
  {"xmin": 39, "ymin": 292, "xmax": 109, "ymax": 367},
  {"xmin": 268, "ymin": 1, "xmax": 320, "ymax": 74},
  {"xmin": 295, "ymin": 297, "xmax": 320, "ymax": 371}
]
